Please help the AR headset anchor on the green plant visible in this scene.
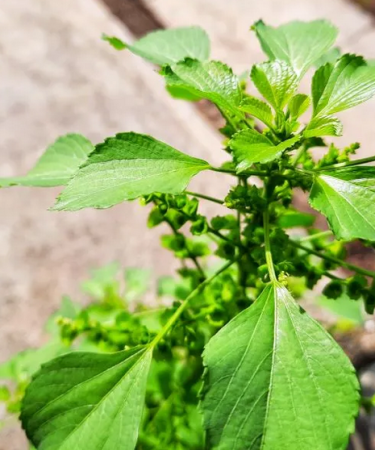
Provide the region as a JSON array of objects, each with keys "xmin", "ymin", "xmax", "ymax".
[{"xmin": 1, "ymin": 19, "xmax": 375, "ymax": 450}]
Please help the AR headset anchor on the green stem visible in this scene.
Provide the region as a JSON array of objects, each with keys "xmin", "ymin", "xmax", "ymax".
[
  {"xmin": 153, "ymin": 200, "xmax": 206, "ymax": 279},
  {"xmin": 263, "ymin": 210, "xmax": 277, "ymax": 282},
  {"xmin": 291, "ymin": 241, "xmax": 375, "ymax": 278},
  {"xmin": 185, "ymin": 191, "xmax": 224, "ymax": 205},
  {"xmin": 299, "ymin": 230, "xmax": 333, "ymax": 242},
  {"xmin": 291, "ymin": 144, "xmax": 306, "ymax": 167},
  {"xmin": 149, "ymin": 257, "xmax": 239, "ymax": 349},
  {"xmin": 314, "ymin": 155, "xmax": 375, "ymax": 171},
  {"xmin": 237, "ymin": 178, "xmax": 247, "ymax": 297},
  {"xmin": 210, "ymin": 167, "xmax": 268, "ymax": 177}
]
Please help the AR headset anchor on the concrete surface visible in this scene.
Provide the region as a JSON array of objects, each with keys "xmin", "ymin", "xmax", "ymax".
[
  {"xmin": 1, "ymin": 0, "xmax": 375, "ymax": 448},
  {"xmin": 0, "ymin": 1, "xmax": 225, "ymax": 447}
]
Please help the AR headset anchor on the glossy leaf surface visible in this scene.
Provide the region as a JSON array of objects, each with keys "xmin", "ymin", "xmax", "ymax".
[
  {"xmin": 253, "ymin": 20, "xmax": 338, "ymax": 76},
  {"xmin": 21, "ymin": 348, "xmax": 152, "ymax": 450},
  {"xmin": 202, "ymin": 283, "xmax": 359, "ymax": 450},
  {"xmin": 309, "ymin": 167, "xmax": 375, "ymax": 240},
  {"xmin": 53, "ymin": 133, "xmax": 209, "ymax": 211}
]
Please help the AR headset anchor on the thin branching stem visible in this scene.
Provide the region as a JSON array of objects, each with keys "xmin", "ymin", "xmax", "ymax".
[
  {"xmin": 263, "ymin": 209, "xmax": 277, "ymax": 283},
  {"xmin": 153, "ymin": 200, "xmax": 206, "ymax": 279},
  {"xmin": 314, "ymin": 155, "xmax": 375, "ymax": 171},
  {"xmin": 291, "ymin": 241, "xmax": 375, "ymax": 279},
  {"xmin": 210, "ymin": 167, "xmax": 268, "ymax": 177},
  {"xmin": 185, "ymin": 191, "xmax": 224, "ymax": 205},
  {"xmin": 149, "ymin": 257, "xmax": 239, "ymax": 349},
  {"xmin": 299, "ymin": 230, "xmax": 333, "ymax": 242}
]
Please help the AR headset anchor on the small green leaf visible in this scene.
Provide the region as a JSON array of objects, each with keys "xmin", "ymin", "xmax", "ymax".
[
  {"xmin": 309, "ymin": 167, "xmax": 375, "ymax": 240},
  {"xmin": 230, "ymin": 129, "xmax": 300, "ymax": 172},
  {"xmin": 253, "ymin": 20, "xmax": 338, "ymax": 77},
  {"xmin": 53, "ymin": 133, "xmax": 210, "ymax": 211},
  {"xmin": 0, "ymin": 134, "xmax": 94, "ymax": 188},
  {"xmin": 304, "ymin": 115, "xmax": 343, "ymax": 138},
  {"xmin": 239, "ymin": 97, "xmax": 274, "ymax": 128},
  {"xmin": 124, "ymin": 268, "xmax": 151, "ymax": 302},
  {"xmin": 102, "ymin": 34, "xmax": 127, "ymax": 50},
  {"xmin": 163, "ymin": 60, "xmax": 242, "ymax": 114},
  {"xmin": 21, "ymin": 347, "xmax": 152, "ymax": 450},
  {"xmin": 201, "ymin": 282, "xmax": 359, "ymax": 450},
  {"xmin": 107, "ymin": 27, "xmax": 210, "ymax": 65},
  {"xmin": 312, "ymin": 54, "xmax": 375, "ymax": 117},
  {"xmin": 251, "ymin": 61, "xmax": 298, "ymax": 110},
  {"xmin": 278, "ymin": 210, "xmax": 315, "ymax": 228},
  {"xmin": 287, "ymin": 94, "xmax": 311, "ymax": 120}
]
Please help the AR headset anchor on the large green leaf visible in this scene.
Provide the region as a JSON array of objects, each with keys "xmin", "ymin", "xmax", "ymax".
[
  {"xmin": 251, "ymin": 61, "xmax": 298, "ymax": 110},
  {"xmin": 53, "ymin": 133, "xmax": 210, "ymax": 211},
  {"xmin": 309, "ymin": 167, "xmax": 375, "ymax": 240},
  {"xmin": 253, "ymin": 20, "xmax": 338, "ymax": 77},
  {"xmin": 312, "ymin": 54, "xmax": 375, "ymax": 117},
  {"xmin": 103, "ymin": 27, "xmax": 210, "ymax": 65},
  {"xmin": 201, "ymin": 282, "xmax": 359, "ymax": 450},
  {"xmin": 162, "ymin": 60, "xmax": 242, "ymax": 115},
  {"xmin": 21, "ymin": 347, "xmax": 152, "ymax": 450},
  {"xmin": 230, "ymin": 129, "xmax": 300, "ymax": 172},
  {"xmin": 0, "ymin": 134, "xmax": 94, "ymax": 188}
]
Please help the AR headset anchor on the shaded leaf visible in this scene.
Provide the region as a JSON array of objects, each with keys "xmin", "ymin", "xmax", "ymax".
[
  {"xmin": 230, "ymin": 129, "xmax": 300, "ymax": 172},
  {"xmin": 251, "ymin": 61, "xmax": 298, "ymax": 110},
  {"xmin": 163, "ymin": 60, "xmax": 242, "ymax": 114},
  {"xmin": 0, "ymin": 135, "xmax": 94, "ymax": 188},
  {"xmin": 253, "ymin": 20, "xmax": 338, "ymax": 77},
  {"xmin": 309, "ymin": 167, "xmax": 375, "ymax": 240},
  {"xmin": 201, "ymin": 282, "xmax": 359, "ymax": 450},
  {"xmin": 53, "ymin": 133, "xmax": 209, "ymax": 211},
  {"xmin": 104, "ymin": 27, "xmax": 210, "ymax": 65},
  {"xmin": 21, "ymin": 347, "xmax": 152, "ymax": 450}
]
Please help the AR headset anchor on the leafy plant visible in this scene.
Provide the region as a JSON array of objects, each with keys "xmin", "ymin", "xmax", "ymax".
[{"xmin": 2, "ymin": 19, "xmax": 375, "ymax": 450}]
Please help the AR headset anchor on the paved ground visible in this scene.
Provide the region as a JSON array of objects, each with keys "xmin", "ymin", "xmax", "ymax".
[{"xmin": 1, "ymin": 0, "xmax": 375, "ymax": 448}]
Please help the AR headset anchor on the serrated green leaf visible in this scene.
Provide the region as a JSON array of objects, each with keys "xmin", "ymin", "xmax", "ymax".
[
  {"xmin": 230, "ymin": 129, "xmax": 300, "ymax": 172},
  {"xmin": 315, "ymin": 47, "xmax": 341, "ymax": 68},
  {"xmin": 163, "ymin": 60, "xmax": 242, "ymax": 114},
  {"xmin": 104, "ymin": 27, "xmax": 210, "ymax": 65},
  {"xmin": 21, "ymin": 347, "xmax": 152, "ymax": 450},
  {"xmin": 0, "ymin": 134, "xmax": 94, "ymax": 188},
  {"xmin": 53, "ymin": 133, "xmax": 210, "ymax": 211},
  {"xmin": 201, "ymin": 282, "xmax": 359, "ymax": 450},
  {"xmin": 312, "ymin": 54, "xmax": 375, "ymax": 117},
  {"xmin": 251, "ymin": 61, "xmax": 298, "ymax": 110},
  {"xmin": 304, "ymin": 115, "xmax": 343, "ymax": 138},
  {"xmin": 309, "ymin": 167, "xmax": 375, "ymax": 240},
  {"xmin": 253, "ymin": 20, "xmax": 338, "ymax": 77},
  {"xmin": 239, "ymin": 97, "xmax": 274, "ymax": 128},
  {"xmin": 287, "ymin": 94, "xmax": 311, "ymax": 120}
]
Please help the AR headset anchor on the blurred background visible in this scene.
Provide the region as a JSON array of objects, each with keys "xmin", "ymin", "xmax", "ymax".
[{"xmin": 1, "ymin": 0, "xmax": 375, "ymax": 448}]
